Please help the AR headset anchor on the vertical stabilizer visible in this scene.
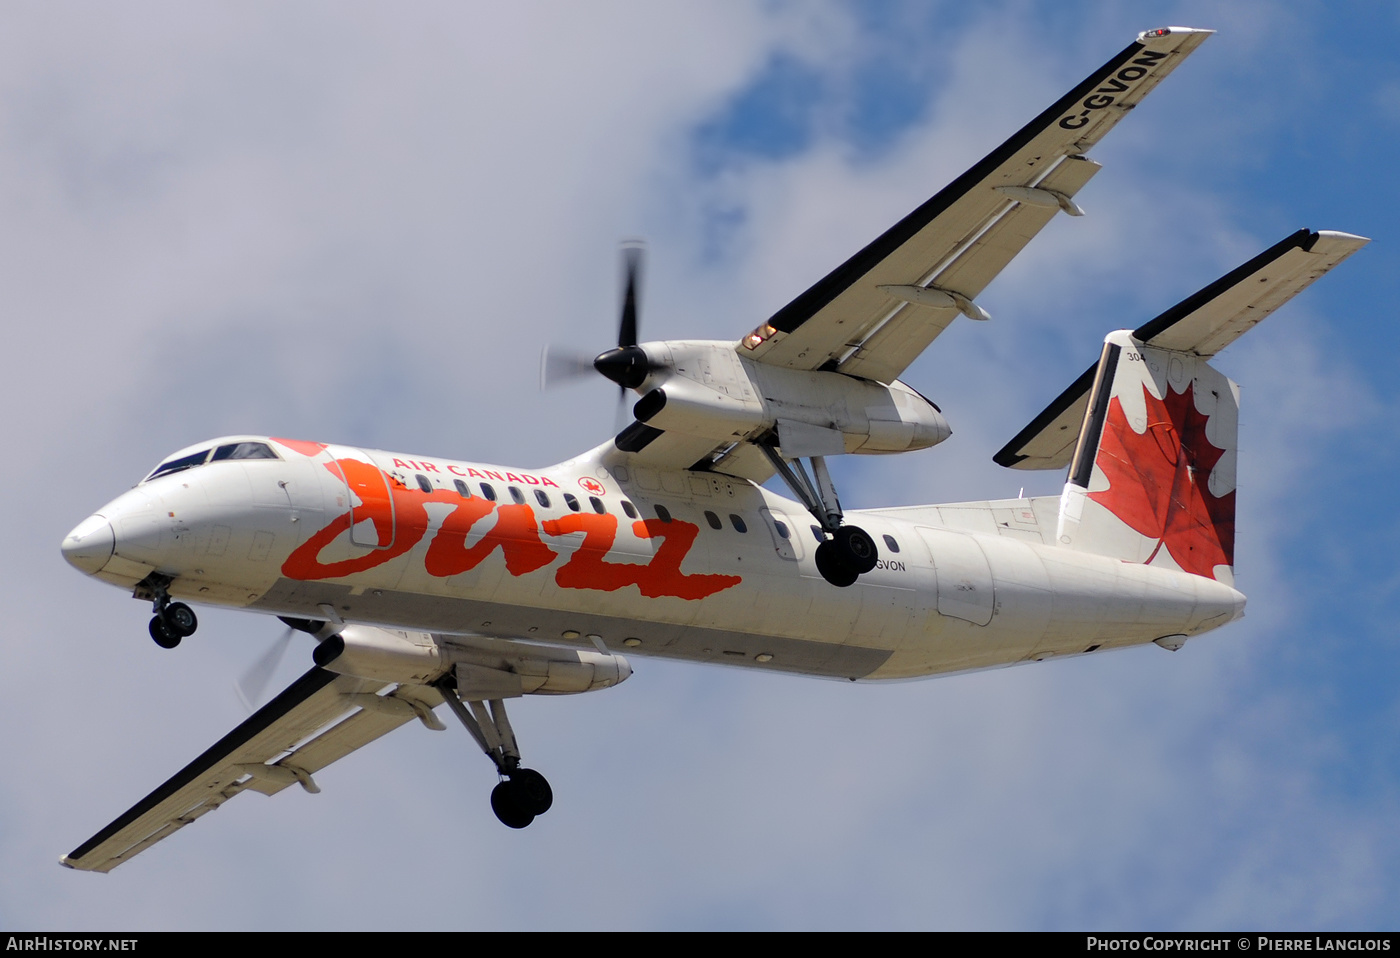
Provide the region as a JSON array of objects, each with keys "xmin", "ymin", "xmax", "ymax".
[
  {"xmin": 1056, "ymin": 331, "xmax": 1239, "ymax": 584},
  {"xmin": 999, "ymin": 228, "xmax": 1368, "ymax": 584}
]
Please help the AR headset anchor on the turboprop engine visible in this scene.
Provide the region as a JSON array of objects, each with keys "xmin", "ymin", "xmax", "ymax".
[
  {"xmin": 612, "ymin": 340, "xmax": 951, "ymax": 455},
  {"xmin": 311, "ymin": 624, "xmax": 632, "ymax": 696}
]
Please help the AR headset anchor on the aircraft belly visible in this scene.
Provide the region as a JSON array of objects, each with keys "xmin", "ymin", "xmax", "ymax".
[
  {"xmin": 244, "ymin": 496, "xmax": 917, "ymax": 678},
  {"xmin": 248, "ymin": 575, "xmax": 892, "ymax": 679}
]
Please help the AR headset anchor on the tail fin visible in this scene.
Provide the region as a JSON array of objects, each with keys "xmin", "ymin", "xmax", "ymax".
[
  {"xmin": 1056, "ymin": 333, "xmax": 1239, "ymax": 582},
  {"xmin": 996, "ymin": 229, "xmax": 1368, "ymax": 584}
]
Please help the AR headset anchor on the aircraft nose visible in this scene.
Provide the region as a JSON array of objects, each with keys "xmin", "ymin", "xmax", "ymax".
[{"xmin": 62, "ymin": 514, "xmax": 115, "ymax": 575}]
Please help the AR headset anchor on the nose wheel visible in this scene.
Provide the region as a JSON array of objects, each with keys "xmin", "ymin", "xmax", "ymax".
[
  {"xmin": 148, "ymin": 602, "xmax": 197, "ymax": 648},
  {"xmin": 136, "ymin": 575, "xmax": 199, "ymax": 648}
]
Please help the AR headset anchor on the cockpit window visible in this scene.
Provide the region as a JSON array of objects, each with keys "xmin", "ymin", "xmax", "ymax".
[
  {"xmin": 211, "ymin": 441, "xmax": 278, "ymax": 462},
  {"xmin": 147, "ymin": 449, "xmax": 212, "ymax": 481},
  {"xmin": 146, "ymin": 441, "xmax": 281, "ymax": 482}
]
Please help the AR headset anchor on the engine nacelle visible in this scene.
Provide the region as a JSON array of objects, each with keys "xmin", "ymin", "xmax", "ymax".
[
  {"xmin": 630, "ymin": 340, "xmax": 951, "ymax": 455},
  {"xmin": 312, "ymin": 626, "xmax": 633, "ymax": 697},
  {"xmin": 312, "ymin": 625, "xmax": 444, "ymax": 685},
  {"xmin": 633, "ymin": 377, "xmax": 766, "ymax": 441},
  {"xmin": 486, "ymin": 649, "xmax": 632, "ymax": 695}
]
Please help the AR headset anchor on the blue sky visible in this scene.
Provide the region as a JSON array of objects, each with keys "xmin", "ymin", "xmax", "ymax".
[{"xmin": 4, "ymin": 0, "xmax": 1398, "ymax": 931}]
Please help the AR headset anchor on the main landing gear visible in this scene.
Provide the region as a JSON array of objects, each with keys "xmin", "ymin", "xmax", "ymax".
[
  {"xmin": 758, "ymin": 444, "xmax": 878, "ymax": 588},
  {"xmin": 434, "ymin": 676, "xmax": 553, "ymax": 829},
  {"xmin": 138, "ymin": 574, "xmax": 198, "ymax": 649}
]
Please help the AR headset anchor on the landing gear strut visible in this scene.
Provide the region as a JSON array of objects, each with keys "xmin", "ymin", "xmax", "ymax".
[
  {"xmin": 758, "ymin": 444, "xmax": 878, "ymax": 587},
  {"xmin": 138, "ymin": 574, "xmax": 198, "ymax": 649},
  {"xmin": 434, "ymin": 677, "xmax": 553, "ymax": 829}
]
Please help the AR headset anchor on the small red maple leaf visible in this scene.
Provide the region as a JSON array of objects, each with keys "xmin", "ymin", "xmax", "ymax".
[{"xmin": 1088, "ymin": 380, "xmax": 1235, "ymax": 579}]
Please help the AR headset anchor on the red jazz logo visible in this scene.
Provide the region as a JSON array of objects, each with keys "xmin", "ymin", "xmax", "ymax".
[
  {"xmin": 578, "ymin": 476, "xmax": 606, "ymax": 495},
  {"xmin": 282, "ymin": 458, "xmax": 740, "ymax": 600}
]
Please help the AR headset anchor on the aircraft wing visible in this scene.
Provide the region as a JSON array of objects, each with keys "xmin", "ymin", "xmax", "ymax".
[
  {"xmin": 61, "ymin": 666, "xmax": 445, "ymax": 873},
  {"xmin": 994, "ymin": 228, "xmax": 1370, "ymax": 470},
  {"xmin": 740, "ymin": 27, "xmax": 1213, "ymax": 384}
]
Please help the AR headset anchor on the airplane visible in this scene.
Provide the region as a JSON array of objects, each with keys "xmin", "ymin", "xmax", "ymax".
[{"xmin": 57, "ymin": 26, "xmax": 1367, "ymax": 872}]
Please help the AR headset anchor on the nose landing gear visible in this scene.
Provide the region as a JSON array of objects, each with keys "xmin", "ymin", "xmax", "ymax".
[
  {"xmin": 148, "ymin": 601, "xmax": 198, "ymax": 649},
  {"xmin": 136, "ymin": 574, "xmax": 198, "ymax": 649}
]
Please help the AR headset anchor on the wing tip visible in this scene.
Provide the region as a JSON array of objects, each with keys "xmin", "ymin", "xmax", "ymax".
[
  {"xmin": 992, "ymin": 448, "xmax": 1027, "ymax": 469},
  {"xmin": 1138, "ymin": 26, "xmax": 1216, "ymax": 42},
  {"xmin": 1310, "ymin": 229, "xmax": 1371, "ymax": 253}
]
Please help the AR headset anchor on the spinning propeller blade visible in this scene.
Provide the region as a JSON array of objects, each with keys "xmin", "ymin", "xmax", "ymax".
[
  {"xmin": 539, "ymin": 344, "xmax": 598, "ymax": 390},
  {"xmin": 234, "ymin": 627, "xmax": 297, "ymax": 713},
  {"xmin": 539, "ymin": 241, "xmax": 664, "ymax": 421}
]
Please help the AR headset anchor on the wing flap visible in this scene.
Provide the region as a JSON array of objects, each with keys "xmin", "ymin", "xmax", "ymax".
[
  {"xmin": 742, "ymin": 27, "xmax": 1213, "ymax": 382},
  {"xmin": 61, "ymin": 667, "xmax": 429, "ymax": 873}
]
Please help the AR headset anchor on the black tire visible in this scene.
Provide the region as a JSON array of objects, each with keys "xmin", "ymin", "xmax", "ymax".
[
  {"xmin": 163, "ymin": 602, "xmax": 198, "ymax": 637},
  {"xmin": 149, "ymin": 616, "xmax": 181, "ymax": 649},
  {"xmin": 511, "ymin": 768, "xmax": 554, "ymax": 815},
  {"xmin": 491, "ymin": 780, "xmax": 536, "ymax": 828},
  {"xmin": 833, "ymin": 525, "xmax": 879, "ymax": 574},
  {"xmin": 815, "ymin": 540, "xmax": 858, "ymax": 587}
]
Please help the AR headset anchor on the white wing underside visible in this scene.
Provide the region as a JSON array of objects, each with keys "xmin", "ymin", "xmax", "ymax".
[
  {"xmin": 608, "ymin": 28, "xmax": 1214, "ymax": 477},
  {"xmin": 741, "ymin": 28, "xmax": 1214, "ymax": 384},
  {"xmin": 62, "ymin": 668, "xmax": 444, "ymax": 873}
]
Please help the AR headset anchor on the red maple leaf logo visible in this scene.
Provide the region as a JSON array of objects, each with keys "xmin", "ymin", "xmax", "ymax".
[{"xmin": 1088, "ymin": 381, "xmax": 1235, "ymax": 579}]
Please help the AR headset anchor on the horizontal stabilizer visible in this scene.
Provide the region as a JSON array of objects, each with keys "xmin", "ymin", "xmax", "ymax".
[
  {"xmin": 1132, "ymin": 228, "xmax": 1369, "ymax": 355},
  {"xmin": 992, "ymin": 360, "xmax": 1099, "ymax": 471},
  {"xmin": 994, "ymin": 228, "xmax": 1368, "ymax": 470}
]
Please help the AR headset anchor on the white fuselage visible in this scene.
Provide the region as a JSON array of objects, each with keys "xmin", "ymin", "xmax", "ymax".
[{"xmin": 62, "ymin": 436, "xmax": 1245, "ymax": 680}]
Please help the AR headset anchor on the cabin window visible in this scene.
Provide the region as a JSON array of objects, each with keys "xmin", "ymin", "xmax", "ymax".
[
  {"xmin": 509, "ymin": 486, "xmax": 526, "ymax": 504},
  {"xmin": 589, "ymin": 496, "xmax": 606, "ymax": 515},
  {"xmin": 705, "ymin": 510, "xmax": 722, "ymax": 530},
  {"xmin": 454, "ymin": 479, "xmax": 472, "ymax": 498},
  {"xmin": 882, "ymin": 534, "xmax": 900, "ymax": 554},
  {"xmin": 729, "ymin": 514, "xmax": 747, "ymax": 533},
  {"xmin": 480, "ymin": 483, "xmax": 497, "ymax": 501},
  {"xmin": 416, "ymin": 474, "xmax": 433, "ymax": 494},
  {"xmin": 563, "ymin": 493, "xmax": 580, "ymax": 512},
  {"xmin": 811, "ymin": 525, "xmax": 824, "ymax": 543},
  {"xmin": 655, "ymin": 504, "xmax": 672, "ymax": 523},
  {"xmin": 621, "ymin": 501, "xmax": 637, "ymax": 519},
  {"xmin": 535, "ymin": 489, "xmax": 551, "ymax": 508},
  {"xmin": 774, "ymin": 520, "xmax": 790, "ymax": 539}
]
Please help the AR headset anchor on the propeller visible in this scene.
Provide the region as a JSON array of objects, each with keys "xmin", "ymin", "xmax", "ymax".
[
  {"xmin": 233, "ymin": 617, "xmax": 322, "ymax": 713},
  {"xmin": 539, "ymin": 241, "xmax": 664, "ymax": 418},
  {"xmin": 538, "ymin": 345, "xmax": 597, "ymax": 390},
  {"xmin": 592, "ymin": 241, "xmax": 651, "ymax": 397}
]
